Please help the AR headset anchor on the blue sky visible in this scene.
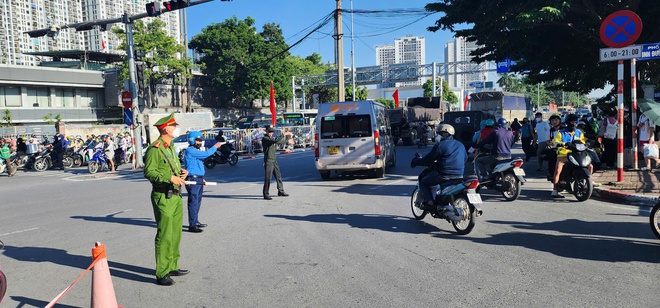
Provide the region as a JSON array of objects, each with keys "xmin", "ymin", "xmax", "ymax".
[{"xmin": 185, "ymin": 0, "xmax": 455, "ymax": 68}]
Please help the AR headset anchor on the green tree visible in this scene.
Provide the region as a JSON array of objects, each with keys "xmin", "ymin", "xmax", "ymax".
[
  {"xmin": 375, "ymin": 98, "xmax": 395, "ymax": 109},
  {"xmin": 113, "ymin": 19, "xmax": 191, "ymax": 107},
  {"xmin": 2, "ymin": 109, "xmax": 12, "ymax": 127},
  {"xmin": 189, "ymin": 17, "xmax": 292, "ymax": 107},
  {"xmin": 422, "ymin": 78, "xmax": 458, "ymax": 104},
  {"xmin": 345, "ymin": 86, "xmax": 369, "ymax": 101},
  {"xmin": 426, "ymin": 1, "xmax": 660, "ymax": 93}
]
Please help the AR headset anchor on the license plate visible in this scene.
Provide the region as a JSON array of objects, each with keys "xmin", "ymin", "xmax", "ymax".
[
  {"xmin": 327, "ymin": 147, "xmax": 339, "ymax": 155},
  {"xmin": 513, "ymin": 168, "xmax": 525, "ymax": 176},
  {"xmin": 467, "ymin": 193, "xmax": 482, "ymax": 204}
]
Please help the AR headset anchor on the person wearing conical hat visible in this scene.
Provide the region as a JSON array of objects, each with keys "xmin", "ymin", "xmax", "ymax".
[{"xmin": 144, "ymin": 113, "xmax": 190, "ymax": 286}]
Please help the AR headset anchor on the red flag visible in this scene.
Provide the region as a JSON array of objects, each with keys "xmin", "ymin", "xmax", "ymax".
[
  {"xmin": 270, "ymin": 81, "xmax": 276, "ymax": 127},
  {"xmin": 463, "ymin": 93, "xmax": 469, "ymax": 111},
  {"xmin": 392, "ymin": 90, "xmax": 399, "ymax": 108},
  {"xmin": 101, "ymin": 38, "xmax": 106, "ymax": 51}
]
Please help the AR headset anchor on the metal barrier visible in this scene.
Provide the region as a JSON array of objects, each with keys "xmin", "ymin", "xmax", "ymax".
[{"xmin": 201, "ymin": 126, "xmax": 315, "ymax": 155}]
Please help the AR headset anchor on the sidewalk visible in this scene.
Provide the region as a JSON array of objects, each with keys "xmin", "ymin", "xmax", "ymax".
[{"xmin": 591, "ymin": 168, "xmax": 659, "ymax": 206}]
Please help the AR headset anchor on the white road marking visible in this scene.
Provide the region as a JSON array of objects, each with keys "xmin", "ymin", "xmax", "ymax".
[
  {"xmin": 369, "ymin": 178, "xmax": 408, "ymax": 190},
  {"xmin": 0, "ymin": 227, "xmax": 39, "ymax": 237}
]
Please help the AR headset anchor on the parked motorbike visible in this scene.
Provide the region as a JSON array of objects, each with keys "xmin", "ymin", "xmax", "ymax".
[
  {"xmin": 555, "ymin": 140, "xmax": 594, "ymax": 201},
  {"xmin": 473, "ymin": 152, "xmax": 525, "ymax": 201},
  {"xmin": 9, "ymin": 153, "xmax": 28, "ymax": 170},
  {"xmin": 651, "ymin": 200, "xmax": 660, "ymax": 240},
  {"xmin": 88, "ymin": 149, "xmax": 109, "ymax": 174},
  {"xmin": 31, "ymin": 147, "xmax": 53, "ymax": 172},
  {"xmin": 410, "ymin": 154, "xmax": 483, "ymax": 235},
  {"xmin": 203, "ymin": 140, "xmax": 239, "ymax": 169}
]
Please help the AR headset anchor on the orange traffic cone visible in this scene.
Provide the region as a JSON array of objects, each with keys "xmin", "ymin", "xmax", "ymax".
[{"xmin": 90, "ymin": 242, "xmax": 120, "ymax": 308}]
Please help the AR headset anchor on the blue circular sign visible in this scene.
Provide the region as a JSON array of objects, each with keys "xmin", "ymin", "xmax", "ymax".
[{"xmin": 600, "ymin": 10, "xmax": 643, "ymax": 48}]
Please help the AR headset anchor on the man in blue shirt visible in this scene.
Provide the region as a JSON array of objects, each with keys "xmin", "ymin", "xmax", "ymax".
[
  {"xmin": 183, "ymin": 131, "xmax": 223, "ymax": 233},
  {"xmin": 470, "ymin": 117, "xmax": 514, "ymax": 182}
]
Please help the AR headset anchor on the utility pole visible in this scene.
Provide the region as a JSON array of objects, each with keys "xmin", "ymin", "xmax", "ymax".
[
  {"xmin": 334, "ymin": 0, "xmax": 345, "ymax": 102},
  {"xmin": 181, "ymin": 7, "xmax": 192, "ymax": 113},
  {"xmin": 350, "ymin": 0, "xmax": 356, "ymax": 101}
]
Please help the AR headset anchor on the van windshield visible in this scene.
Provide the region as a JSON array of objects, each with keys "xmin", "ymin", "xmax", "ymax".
[{"xmin": 320, "ymin": 115, "xmax": 372, "ymax": 139}]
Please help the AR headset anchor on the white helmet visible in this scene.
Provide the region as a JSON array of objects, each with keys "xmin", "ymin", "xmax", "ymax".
[{"xmin": 435, "ymin": 124, "xmax": 455, "ymax": 136}]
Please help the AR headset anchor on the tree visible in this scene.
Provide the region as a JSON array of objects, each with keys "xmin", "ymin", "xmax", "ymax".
[
  {"xmin": 113, "ymin": 19, "xmax": 192, "ymax": 107},
  {"xmin": 345, "ymin": 86, "xmax": 369, "ymax": 101},
  {"xmin": 426, "ymin": 1, "xmax": 660, "ymax": 93},
  {"xmin": 189, "ymin": 17, "xmax": 292, "ymax": 107},
  {"xmin": 375, "ymin": 98, "xmax": 395, "ymax": 109},
  {"xmin": 2, "ymin": 109, "xmax": 12, "ymax": 127},
  {"xmin": 422, "ymin": 78, "xmax": 459, "ymax": 104}
]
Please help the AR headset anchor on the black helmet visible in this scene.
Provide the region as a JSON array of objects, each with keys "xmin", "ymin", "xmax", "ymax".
[
  {"xmin": 566, "ymin": 114, "xmax": 579, "ymax": 123},
  {"xmin": 497, "ymin": 117, "xmax": 508, "ymax": 128}
]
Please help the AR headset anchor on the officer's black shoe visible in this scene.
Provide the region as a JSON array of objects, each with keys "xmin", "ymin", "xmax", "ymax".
[
  {"xmin": 188, "ymin": 226, "xmax": 203, "ymax": 233},
  {"xmin": 196, "ymin": 223, "xmax": 207, "ymax": 228},
  {"xmin": 169, "ymin": 269, "xmax": 190, "ymax": 276},
  {"xmin": 156, "ymin": 275, "xmax": 175, "ymax": 286},
  {"xmin": 278, "ymin": 191, "xmax": 289, "ymax": 197},
  {"xmin": 263, "ymin": 195, "xmax": 272, "ymax": 200}
]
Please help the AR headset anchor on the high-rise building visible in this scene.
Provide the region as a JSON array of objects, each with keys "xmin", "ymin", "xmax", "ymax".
[
  {"xmin": 375, "ymin": 35, "xmax": 426, "ymax": 87},
  {"xmin": 0, "ymin": 0, "xmax": 181, "ymax": 66},
  {"xmin": 444, "ymin": 36, "xmax": 486, "ymax": 89}
]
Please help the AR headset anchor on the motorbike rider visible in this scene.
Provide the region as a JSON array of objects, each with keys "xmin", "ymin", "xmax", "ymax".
[
  {"xmin": 469, "ymin": 118, "xmax": 513, "ymax": 183},
  {"xmin": 546, "ymin": 114, "xmax": 563, "ymax": 181},
  {"xmin": 411, "ymin": 124, "xmax": 467, "ymax": 211},
  {"xmin": 551, "ymin": 114, "xmax": 592, "ymax": 198},
  {"xmin": 416, "ymin": 123, "xmax": 429, "ymax": 144},
  {"xmin": 214, "ymin": 130, "xmax": 232, "ymax": 157}
]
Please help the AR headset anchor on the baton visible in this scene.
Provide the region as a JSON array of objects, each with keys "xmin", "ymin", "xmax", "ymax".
[{"xmin": 185, "ymin": 181, "xmax": 217, "ymax": 186}]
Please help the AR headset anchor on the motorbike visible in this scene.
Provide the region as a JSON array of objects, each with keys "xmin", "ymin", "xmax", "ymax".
[
  {"xmin": 203, "ymin": 140, "xmax": 239, "ymax": 169},
  {"xmin": 0, "ymin": 159, "xmax": 5, "ymax": 174},
  {"xmin": 88, "ymin": 149, "xmax": 110, "ymax": 174},
  {"xmin": 555, "ymin": 140, "xmax": 594, "ymax": 201},
  {"xmin": 410, "ymin": 154, "xmax": 484, "ymax": 235},
  {"xmin": 416, "ymin": 133, "xmax": 428, "ymax": 148},
  {"xmin": 473, "ymin": 152, "xmax": 526, "ymax": 201},
  {"xmin": 651, "ymin": 200, "xmax": 660, "ymax": 240},
  {"xmin": 0, "ymin": 240, "xmax": 6, "ymax": 304},
  {"xmin": 30, "ymin": 147, "xmax": 53, "ymax": 172}
]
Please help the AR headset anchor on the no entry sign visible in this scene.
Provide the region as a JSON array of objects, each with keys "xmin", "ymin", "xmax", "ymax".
[
  {"xmin": 121, "ymin": 91, "xmax": 133, "ymax": 108},
  {"xmin": 599, "ymin": 10, "xmax": 643, "ymax": 48}
]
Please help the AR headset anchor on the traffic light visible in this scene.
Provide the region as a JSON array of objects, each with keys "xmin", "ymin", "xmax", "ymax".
[
  {"xmin": 146, "ymin": 2, "xmax": 162, "ymax": 17},
  {"xmin": 162, "ymin": 0, "xmax": 189, "ymax": 12},
  {"xmin": 136, "ymin": 63, "xmax": 147, "ymax": 94}
]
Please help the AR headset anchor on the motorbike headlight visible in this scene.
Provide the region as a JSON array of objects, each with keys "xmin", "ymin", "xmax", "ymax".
[
  {"xmin": 581, "ymin": 155, "xmax": 592, "ymax": 167},
  {"xmin": 568, "ymin": 155, "xmax": 579, "ymax": 166},
  {"xmin": 575, "ymin": 144, "xmax": 587, "ymax": 151}
]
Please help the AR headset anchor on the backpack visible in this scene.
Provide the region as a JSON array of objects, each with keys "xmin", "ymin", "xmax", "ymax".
[{"xmin": 603, "ymin": 118, "xmax": 617, "ymax": 140}]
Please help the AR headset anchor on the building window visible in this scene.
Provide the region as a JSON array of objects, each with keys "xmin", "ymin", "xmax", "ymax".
[
  {"xmin": 3, "ymin": 86, "xmax": 21, "ymax": 107},
  {"xmin": 78, "ymin": 89, "xmax": 98, "ymax": 107},
  {"xmin": 26, "ymin": 87, "xmax": 49, "ymax": 107}
]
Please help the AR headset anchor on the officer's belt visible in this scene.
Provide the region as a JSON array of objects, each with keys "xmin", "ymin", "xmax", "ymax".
[{"xmin": 152, "ymin": 186, "xmax": 181, "ymax": 195}]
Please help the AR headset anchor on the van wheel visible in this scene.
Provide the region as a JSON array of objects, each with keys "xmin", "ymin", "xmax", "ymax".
[
  {"xmin": 320, "ymin": 171, "xmax": 330, "ymax": 180},
  {"xmin": 387, "ymin": 149, "xmax": 397, "ymax": 167},
  {"xmin": 374, "ymin": 166, "xmax": 385, "ymax": 178}
]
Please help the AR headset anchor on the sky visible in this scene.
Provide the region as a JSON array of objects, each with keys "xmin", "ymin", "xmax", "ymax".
[{"xmin": 184, "ymin": 0, "xmax": 454, "ymax": 68}]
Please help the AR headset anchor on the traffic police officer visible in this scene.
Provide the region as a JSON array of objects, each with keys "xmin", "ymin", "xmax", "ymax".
[
  {"xmin": 262, "ymin": 126, "xmax": 293, "ymax": 200},
  {"xmin": 144, "ymin": 113, "xmax": 190, "ymax": 286}
]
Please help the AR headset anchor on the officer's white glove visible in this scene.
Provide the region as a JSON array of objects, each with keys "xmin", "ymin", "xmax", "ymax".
[{"xmin": 468, "ymin": 147, "xmax": 475, "ymax": 154}]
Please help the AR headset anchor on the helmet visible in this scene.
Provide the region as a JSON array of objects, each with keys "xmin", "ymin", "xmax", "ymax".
[
  {"xmin": 75, "ymin": 135, "xmax": 81, "ymax": 139},
  {"xmin": 66, "ymin": 135, "xmax": 72, "ymax": 140},
  {"xmin": 549, "ymin": 113, "xmax": 561, "ymax": 121},
  {"xmin": 187, "ymin": 131, "xmax": 203, "ymax": 145},
  {"xmin": 484, "ymin": 119, "xmax": 495, "ymax": 127},
  {"xmin": 435, "ymin": 124, "xmax": 455, "ymax": 136},
  {"xmin": 566, "ymin": 114, "xmax": 579, "ymax": 123},
  {"xmin": 496, "ymin": 117, "xmax": 508, "ymax": 128},
  {"xmin": 479, "ymin": 120, "xmax": 487, "ymax": 130}
]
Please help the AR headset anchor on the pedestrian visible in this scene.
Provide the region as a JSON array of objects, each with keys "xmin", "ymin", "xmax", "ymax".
[
  {"xmin": 0, "ymin": 139, "xmax": 15, "ymax": 177},
  {"xmin": 534, "ymin": 112, "xmax": 550, "ymax": 172},
  {"xmin": 261, "ymin": 126, "xmax": 293, "ymax": 200},
  {"xmin": 51, "ymin": 134, "xmax": 65, "ymax": 170},
  {"xmin": 598, "ymin": 109, "xmax": 618, "ymax": 169},
  {"xmin": 519, "ymin": 118, "xmax": 536, "ymax": 162},
  {"xmin": 637, "ymin": 113, "xmax": 660, "ymax": 171},
  {"xmin": 182, "ymin": 131, "xmax": 223, "ymax": 233},
  {"xmin": 143, "ymin": 113, "xmax": 190, "ymax": 286}
]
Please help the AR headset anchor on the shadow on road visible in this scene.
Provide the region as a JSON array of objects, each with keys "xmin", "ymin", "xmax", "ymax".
[
  {"xmin": 265, "ymin": 213, "xmax": 451, "ymax": 235},
  {"xmin": 70, "ymin": 211, "xmax": 155, "ymax": 228},
  {"xmin": 10, "ymin": 296, "xmax": 79, "ymax": 308}
]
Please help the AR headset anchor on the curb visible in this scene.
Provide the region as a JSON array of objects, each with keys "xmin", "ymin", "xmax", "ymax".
[{"xmin": 593, "ymin": 186, "xmax": 657, "ymax": 206}]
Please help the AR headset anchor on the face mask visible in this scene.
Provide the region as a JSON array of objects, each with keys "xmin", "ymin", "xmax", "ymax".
[
  {"xmin": 536, "ymin": 117, "xmax": 541, "ymax": 121},
  {"xmin": 435, "ymin": 135, "xmax": 442, "ymax": 143},
  {"xmin": 172, "ymin": 127, "xmax": 181, "ymax": 138},
  {"xmin": 193, "ymin": 143, "xmax": 202, "ymax": 149},
  {"xmin": 567, "ymin": 123, "xmax": 575, "ymax": 132}
]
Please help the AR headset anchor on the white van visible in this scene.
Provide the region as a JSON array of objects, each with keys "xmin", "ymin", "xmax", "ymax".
[{"xmin": 314, "ymin": 101, "xmax": 396, "ymax": 179}]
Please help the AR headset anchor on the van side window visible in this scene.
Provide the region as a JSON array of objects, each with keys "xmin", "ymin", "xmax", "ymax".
[{"xmin": 320, "ymin": 115, "xmax": 372, "ymax": 139}]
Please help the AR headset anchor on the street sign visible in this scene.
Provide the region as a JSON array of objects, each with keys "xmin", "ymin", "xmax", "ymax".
[
  {"xmin": 599, "ymin": 10, "xmax": 643, "ymax": 48},
  {"xmin": 468, "ymin": 81, "xmax": 484, "ymax": 88},
  {"xmin": 599, "ymin": 45, "xmax": 642, "ymax": 62},
  {"xmin": 123, "ymin": 108, "xmax": 133, "ymax": 126},
  {"xmin": 496, "ymin": 58, "xmax": 516, "ymax": 73},
  {"xmin": 638, "ymin": 42, "xmax": 660, "ymax": 61},
  {"xmin": 121, "ymin": 91, "xmax": 132, "ymax": 108}
]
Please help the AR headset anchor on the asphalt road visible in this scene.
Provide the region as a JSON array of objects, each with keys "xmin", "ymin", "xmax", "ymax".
[{"xmin": 0, "ymin": 144, "xmax": 658, "ymax": 307}]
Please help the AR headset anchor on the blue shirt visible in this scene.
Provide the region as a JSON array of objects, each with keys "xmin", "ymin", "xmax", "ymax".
[
  {"xmin": 474, "ymin": 127, "xmax": 513, "ymax": 159},
  {"xmin": 183, "ymin": 146, "xmax": 217, "ymax": 176},
  {"xmin": 418, "ymin": 136, "xmax": 467, "ymax": 178}
]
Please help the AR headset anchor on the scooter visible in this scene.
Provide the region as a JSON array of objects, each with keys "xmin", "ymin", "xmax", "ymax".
[
  {"xmin": 473, "ymin": 152, "xmax": 526, "ymax": 201},
  {"xmin": 416, "ymin": 133, "xmax": 428, "ymax": 148},
  {"xmin": 31, "ymin": 147, "xmax": 53, "ymax": 172},
  {"xmin": 651, "ymin": 200, "xmax": 660, "ymax": 240},
  {"xmin": 410, "ymin": 154, "xmax": 483, "ymax": 235},
  {"xmin": 203, "ymin": 140, "xmax": 239, "ymax": 169},
  {"xmin": 555, "ymin": 140, "xmax": 594, "ymax": 201},
  {"xmin": 88, "ymin": 149, "xmax": 110, "ymax": 174}
]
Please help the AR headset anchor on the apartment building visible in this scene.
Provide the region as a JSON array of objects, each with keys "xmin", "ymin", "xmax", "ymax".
[
  {"xmin": 375, "ymin": 35, "xmax": 426, "ymax": 87},
  {"xmin": 444, "ymin": 36, "xmax": 487, "ymax": 89}
]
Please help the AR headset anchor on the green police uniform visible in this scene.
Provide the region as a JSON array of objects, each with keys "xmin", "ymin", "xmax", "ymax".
[{"xmin": 144, "ymin": 134, "xmax": 184, "ymax": 279}]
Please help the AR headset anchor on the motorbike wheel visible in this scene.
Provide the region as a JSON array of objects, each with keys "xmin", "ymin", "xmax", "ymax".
[
  {"xmin": 410, "ymin": 187, "xmax": 427, "ymax": 220},
  {"xmin": 88, "ymin": 161, "xmax": 99, "ymax": 174},
  {"xmin": 228, "ymin": 154, "xmax": 239, "ymax": 166},
  {"xmin": 73, "ymin": 155, "xmax": 83, "ymax": 167},
  {"xmin": 34, "ymin": 158, "xmax": 48, "ymax": 172},
  {"xmin": 0, "ymin": 163, "xmax": 5, "ymax": 174},
  {"xmin": 573, "ymin": 175, "xmax": 593, "ymax": 202},
  {"xmin": 501, "ymin": 172, "xmax": 521, "ymax": 201},
  {"xmin": 650, "ymin": 201, "xmax": 660, "ymax": 240},
  {"xmin": 63, "ymin": 156, "xmax": 74, "ymax": 168},
  {"xmin": 204, "ymin": 160, "xmax": 216, "ymax": 169},
  {"xmin": 451, "ymin": 195, "xmax": 476, "ymax": 235}
]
